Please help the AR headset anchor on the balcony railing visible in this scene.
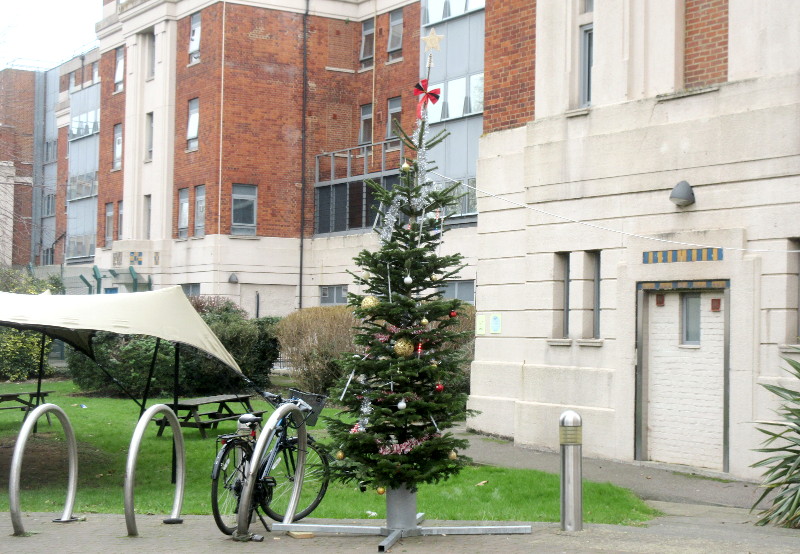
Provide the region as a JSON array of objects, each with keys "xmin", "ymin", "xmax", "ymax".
[{"xmin": 315, "ymin": 139, "xmax": 408, "ymax": 187}]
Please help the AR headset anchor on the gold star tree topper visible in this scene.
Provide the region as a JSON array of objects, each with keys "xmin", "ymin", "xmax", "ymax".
[{"xmin": 422, "ymin": 28, "xmax": 444, "ymax": 51}]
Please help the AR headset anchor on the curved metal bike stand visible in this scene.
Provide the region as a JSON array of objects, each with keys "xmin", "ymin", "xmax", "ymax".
[
  {"xmin": 234, "ymin": 402, "xmax": 307, "ymax": 541},
  {"xmin": 124, "ymin": 404, "xmax": 186, "ymax": 537},
  {"xmin": 9, "ymin": 403, "xmax": 80, "ymax": 536}
]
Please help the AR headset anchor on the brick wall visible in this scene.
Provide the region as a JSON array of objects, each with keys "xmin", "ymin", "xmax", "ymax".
[
  {"xmin": 54, "ymin": 125, "xmax": 69, "ymax": 264},
  {"xmin": 171, "ymin": 3, "xmax": 420, "ymax": 240},
  {"xmin": 97, "ymin": 45, "xmax": 126, "ymax": 247},
  {"xmin": 684, "ymin": 0, "xmax": 729, "ymax": 89},
  {"xmin": 483, "ymin": 0, "xmax": 536, "ymax": 133}
]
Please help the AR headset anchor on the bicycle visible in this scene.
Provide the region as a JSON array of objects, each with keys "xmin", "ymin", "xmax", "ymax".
[{"xmin": 210, "ymin": 389, "xmax": 330, "ymax": 536}]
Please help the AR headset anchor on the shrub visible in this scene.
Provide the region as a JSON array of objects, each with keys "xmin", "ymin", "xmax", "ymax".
[
  {"xmin": 68, "ymin": 296, "xmax": 279, "ymax": 396},
  {"xmin": 442, "ymin": 303, "xmax": 476, "ymax": 395},
  {"xmin": 275, "ymin": 306, "xmax": 358, "ymax": 395},
  {"xmin": 0, "ymin": 266, "xmax": 64, "ymax": 381},
  {"xmin": 752, "ymin": 356, "xmax": 800, "ymax": 528}
]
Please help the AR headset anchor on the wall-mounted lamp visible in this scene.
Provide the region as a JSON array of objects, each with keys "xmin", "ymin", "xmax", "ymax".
[
  {"xmin": 669, "ymin": 180, "xmax": 695, "ymax": 207},
  {"xmin": 228, "ymin": 273, "xmax": 239, "ymax": 284}
]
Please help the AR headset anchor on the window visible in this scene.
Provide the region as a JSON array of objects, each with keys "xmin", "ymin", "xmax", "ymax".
[
  {"xmin": 443, "ymin": 178, "xmax": 477, "ymax": 217},
  {"xmin": 145, "ymin": 112, "xmax": 154, "ymax": 161},
  {"xmin": 178, "ymin": 188, "xmax": 189, "ymax": 238},
  {"xmin": 428, "ymin": 73, "xmax": 483, "ymax": 123},
  {"xmin": 359, "ymin": 104, "xmax": 372, "ymax": 144},
  {"xmin": 181, "ymin": 283, "xmax": 201, "ymax": 296},
  {"xmin": 315, "ymin": 178, "xmax": 381, "ymax": 234},
  {"xmin": 440, "ymin": 279, "xmax": 475, "ymax": 304},
  {"xmin": 145, "ymin": 31, "xmax": 156, "ymax": 79},
  {"xmin": 187, "ymin": 98, "xmax": 199, "ymax": 150},
  {"xmin": 424, "ymin": 0, "xmax": 485, "ymax": 25},
  {"xmin": 194, "ymin": 185, "xmax": 205, "ymax": 237},
  {"xmin": 113, "ymin": 123, "xmax": 123, "ymax": 169},
  {"xmin": 555, "ymin": 252, "xmax": 570, "ymax": 338},
  {"xmin": 232, "ymin": 184, "xmax": 257, "ymax": 236},
  {"xmin": 42, "ymin": 247, "xmax": 54, "ymax": 266},
  {"xmin": 387, "ymin": 9, "xmax": 403, "ymax": 62},
  {"xmin": 386, "ymin": 97, "xmax": 402, "ymax": 143},
  {"xmin": 105, "ymin": 203, "xmax": 114, "ymax": 246},
  {"xmin": 117, "ymin": 201, "xmax": 123, "ymax": 240},
  {"xmin": 43, "ymin": 193, "xmax": 56, "ymax": 217},
  {"xmin": 359, "ymin": 19, "xmax": 374, "ymax": 70},
  {"xmin": 69, "ymin": 71, "xmax": 76, "ymax": 91},
  {"xmin": 114, "ymin": 46, "xmax": 124, "ymax": 92},
  {"xmin": 579, "ymin": 24, "xmax": 593, "ymax": 107},
  {"xmin": 92, "ymin": 61, "xmax": 99, "ymax": 83},
  {"xmin": 189, "ymin": 12, "xmax": 201, "ymax": 63},
  {"xmin": 681, "ymin": 293, "xmax": 701, "ymax": 345},
  {"xmin": 588, "ymin": 250, "xmax": 601, "ymax": 338},
  {"xmin": 144, "ymin": 194, "xmax": 151, "ymax": 240},
  {"xmin": 320, "ymin": 285, "xmax": 348, "ymax": 305}
]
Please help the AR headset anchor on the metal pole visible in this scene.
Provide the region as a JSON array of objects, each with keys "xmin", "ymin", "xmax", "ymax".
[{"xmin": 559, "ymin": 409, "xmax": 583, "ymax": 531}]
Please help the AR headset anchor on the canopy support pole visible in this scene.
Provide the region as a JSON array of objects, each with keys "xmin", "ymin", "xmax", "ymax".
[
  {"xmin": 140, "ymin": 337, "xmax": 161, "ymax": 419},
  {"xmin": 171, "ymin": 343, "xmax": 180, "ymax": 484},
  {"xmin": 33, "ymin": 333, "xmax": 46, "ymax": 433}
]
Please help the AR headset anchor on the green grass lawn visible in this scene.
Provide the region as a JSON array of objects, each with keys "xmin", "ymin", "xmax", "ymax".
[{"xmin": 0, "ymin": 379, "xmax": 657, "ymax": 524}]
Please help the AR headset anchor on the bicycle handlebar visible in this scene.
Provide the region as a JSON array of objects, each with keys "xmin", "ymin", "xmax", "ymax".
[{"xmin": 258, "ymin": 390, "xmax": 314, "ymax": 414}]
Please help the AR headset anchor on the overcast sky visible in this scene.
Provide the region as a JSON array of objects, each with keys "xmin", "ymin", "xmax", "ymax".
[{"xmin": 0, "ymin": 0, "xmax": 102, "ymax": 70}]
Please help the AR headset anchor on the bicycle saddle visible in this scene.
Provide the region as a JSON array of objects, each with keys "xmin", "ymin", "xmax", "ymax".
[{"xmin": 239, "ymin": 413, "xmax": 262, "ymax": 425}]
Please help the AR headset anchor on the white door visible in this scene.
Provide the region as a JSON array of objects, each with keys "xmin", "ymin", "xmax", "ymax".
[{"xmin": 645, "ymin": 290, "xmax": 726, "ymax": 470}]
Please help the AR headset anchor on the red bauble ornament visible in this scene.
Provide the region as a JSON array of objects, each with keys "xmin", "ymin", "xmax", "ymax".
[
  {"xmin": 435, "ymin": 383, "xmax": 444, "ymax": 392},
  {"xmin": 449, "ymin": 310, "xmax": 457, "ymax": 318}
]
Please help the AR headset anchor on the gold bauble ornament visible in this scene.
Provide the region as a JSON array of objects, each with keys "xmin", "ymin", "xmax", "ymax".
[
  {"xmin": 377, "ymin": 487, "xmax": 386, "ymax": 495},
  {"xmin": 401, "ymin": 161, "xmax": 411, "ymax": 172},
  {"xmin": 431, "ymin": 274, "xmax": 441, "ymax": 281},
  {"xmin": 393, "ymin": 338, "xmax": 414, "ymax": 357},
  {"xmin": 361, "ymin": 295, "xmax": 379, "ymax": 310},
  {"xmin": 421, "ymin": 318, "xmax": 429, "ymax": 326},
  {"xmin": 448, "ymin": 450, "xmax": 458, "ymax": 461},
  {"xmin": 335, "ymin": 450, "xmax": 345, "ymax": 460}
]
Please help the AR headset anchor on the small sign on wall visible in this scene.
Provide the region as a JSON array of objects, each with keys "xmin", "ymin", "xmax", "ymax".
[
  {"xmin": 475, "ymin": 314, "xmax": 486, "ymax": 335},
  {"xmin": 489, "ymin": 313, "xmax": 502, "ymax": 334},
  {"xmin": 656, "ymin": 293, "xmax": 665, "ymax": 307},
  {"xmin": 711, "ymin": 298, "xmax": 722, "ymax": 312}
]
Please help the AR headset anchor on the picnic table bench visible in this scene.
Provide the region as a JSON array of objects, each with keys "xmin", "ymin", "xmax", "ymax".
[
  {"xmin": 0, "ymin": 390, "xmax": 55, "ymax": 424},
  {"xmin": 154, "ymin": 393, "xmax": 266, "ymax": 439}
]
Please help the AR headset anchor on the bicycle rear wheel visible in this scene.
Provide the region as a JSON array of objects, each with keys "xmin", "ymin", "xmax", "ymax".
[
  {"xmin": 211, "ymin": 440, "xmax": 267, "ymax": 535},
  {"xmin": 263, "ymin": 437, "xmax": 330, "ymax": 522}
]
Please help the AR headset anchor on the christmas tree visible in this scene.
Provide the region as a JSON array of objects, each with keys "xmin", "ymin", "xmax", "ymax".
[{"xmin": 325, "ymin": 79, "xmax": 471, "ymax": 494}]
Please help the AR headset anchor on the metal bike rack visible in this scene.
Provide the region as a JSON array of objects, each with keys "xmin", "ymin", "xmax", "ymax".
[
  {"xmin": 234, "ymin": 402, "xmax": 307, "ymax": 541},
  {"xmin": 124, "ymin": 403, "xmax": 186, "ymax": 536},
  {"xmin": 9, "ymin": 403, "xmax": 80, "ymax": 536}
]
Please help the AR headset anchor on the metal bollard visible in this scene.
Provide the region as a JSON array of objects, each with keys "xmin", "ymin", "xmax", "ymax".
[{"xmin": 559, "ymin": 410, "xmax": 583, "ymax": 531}]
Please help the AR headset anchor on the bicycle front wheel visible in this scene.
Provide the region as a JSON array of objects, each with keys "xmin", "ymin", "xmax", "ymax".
[
  {"xmin": 211, "ymin": 440, "xmax": 266, "ymax": 535},
  {"xmin": 263, "ymin": 438, "xmax": 330, "ymax": 522}
]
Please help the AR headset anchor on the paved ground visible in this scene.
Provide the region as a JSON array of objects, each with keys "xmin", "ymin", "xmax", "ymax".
[{"xmin": 2, "ymin": 424, "xmax": 798, "ymax": 553}]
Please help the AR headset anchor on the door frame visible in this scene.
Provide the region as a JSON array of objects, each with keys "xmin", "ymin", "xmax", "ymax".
[{"xmin": 635, "ymin": 281, "xmax": 730, "ymax": 472}]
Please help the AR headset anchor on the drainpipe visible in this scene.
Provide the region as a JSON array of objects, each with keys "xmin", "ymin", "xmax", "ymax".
[{"xmin": 298, "ymin": 0, "xmax": 309, "ymax": 309}]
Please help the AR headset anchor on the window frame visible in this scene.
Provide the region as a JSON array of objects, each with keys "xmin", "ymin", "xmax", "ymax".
[
  {"xmin": 359, "ymin": 18, "xmax": 375, "ymax": 69},
  {"xmin": 320, "ymin": 284, "xmax": 349, "ymax": 305},
  {"xmin": 556, "ymin": 252, "xmax": 571, "ymax": 338},
  {"xmin": 114, "ymin": 46, "xmax": 125, "ymax": 92},
  {"xmin": 681, "ymin": 292, "xmax": 701, "ymax": 345},
  {"xmin": 231, "ymin": 184, "xmax": 257, "ymax": 236},
  {"xmin": 386, "ymin": 97, "xmax": 402, "ymax": 140},
  {"xmin": 177, "ymin": 188, "xmax": 189, "ymax": 239},
  {"xmin": 145, "ymin": 112, "xmax": 154, "ymax": 162},
  {"xmin": 105, "ymin": 202, "xmax": 114, "ymax": 246},
  {"xmin": 194, "ymin": 185, "xmax": 206, "ymax": 237},
  {"xmin": 387, "ymin": 8, "xmax": 403, "ymax": 61},
  {"xmin": 359, "ymin": 103, "xmax": 373, "ymax": 145},
  {"xmin": 579, "ymin": 23, "xmax": 593, "ymax": 108},
  {"xmin": 112, "ymin": 123, "xmax": 123, "ymax": 170},
  {"xmin": 117, "ymin": 201, "xmax": 123, "ymax": 240},
  {"xmin": 189, "ymin": 12, "xmax": 201, "ymax": 63},
  {"xmin": 440, "ymin": 279, "xmax": 475, "ymax": 304},
  {"xmin": 186, "ymin": 98, "xmax": 199, "ymax": 151}
]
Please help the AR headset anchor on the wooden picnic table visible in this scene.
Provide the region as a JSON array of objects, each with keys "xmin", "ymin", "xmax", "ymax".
[
  {"xmin": 155, "ymin": 393, "xmax": 266, "ymax": 439},
  {"xmin": 0, "ymin": 390, "xmax": 55, "ymax": 423}
]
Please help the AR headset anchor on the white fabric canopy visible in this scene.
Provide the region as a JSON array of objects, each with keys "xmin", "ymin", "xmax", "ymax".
[{"xmin": 0, "ymin": 286, "xmax": 241, "ymax": 373}]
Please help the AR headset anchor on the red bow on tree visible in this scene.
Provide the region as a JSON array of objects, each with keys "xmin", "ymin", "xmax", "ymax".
[{"xmin": 413, "ymin": 79, "xmax": 441, "ymax": 118}]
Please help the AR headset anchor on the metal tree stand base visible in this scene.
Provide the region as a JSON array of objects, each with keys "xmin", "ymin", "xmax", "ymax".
[{"xmin": 272, "ymin": 486, "xmax": 532, "ymax": 552}]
